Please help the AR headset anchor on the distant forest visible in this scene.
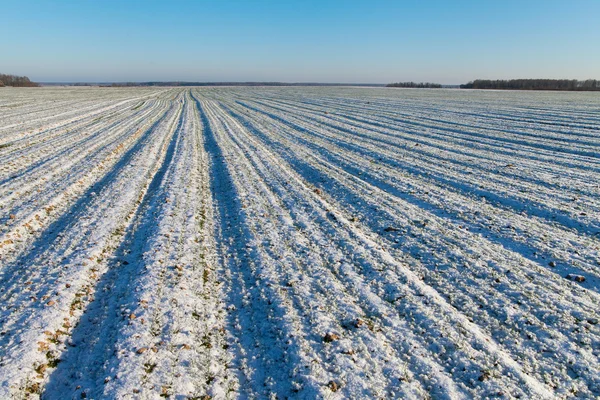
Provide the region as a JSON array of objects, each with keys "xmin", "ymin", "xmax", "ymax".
[
  {"xmin": 0, "ymin": 74, "xmax": 39, "ymax": 87},
  {"xmin": 460, "ymin": 79, "xmax": 600, "ymax": 91},
  {"xmin": 386, "ymin": 82, "xmax": 442, "ymax": 88}
]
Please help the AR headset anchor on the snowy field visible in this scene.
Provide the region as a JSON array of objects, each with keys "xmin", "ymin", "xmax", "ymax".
[{"xmin": 0, "ymin": 86, "xmax": 599, "ymax": 399}]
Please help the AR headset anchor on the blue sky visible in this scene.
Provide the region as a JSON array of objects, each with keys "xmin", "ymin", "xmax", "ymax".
[{"xmin": 1, "ymin": 0, "xmax": 598, "ymax": 83}]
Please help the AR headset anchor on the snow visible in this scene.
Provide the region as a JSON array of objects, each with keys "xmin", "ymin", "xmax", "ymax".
[{"xmin": 0, "ymin": 86, "xmax": 599, "ymax": 399}]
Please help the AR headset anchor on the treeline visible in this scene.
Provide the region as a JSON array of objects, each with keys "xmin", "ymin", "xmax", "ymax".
[
  {"xmin": 386, "ymin": 82, "xmax": 442, "ymax": 88},
  {"xmin": 460, "ymin": 79, "xmax": 600, "ymax": 91},
  {"xmin": 105, "ymin": 82, "xmax": 385, "ymax": 87},
  {"xmin": 0, "ymin": 74, "xmax": 40, "ymax": 87}
]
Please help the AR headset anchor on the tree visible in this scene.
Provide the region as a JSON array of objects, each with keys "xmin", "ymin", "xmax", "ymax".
[
  {"xmin": 386, "ymin": 82, "xmax": 442, "ymax": 88},
  {"xmin": 0, "ymin": 74, "xmax": 40, "ymax": 87},
  {"xmin": 460, "ymin": 79, "xmax": 599, "ymax": 91}
]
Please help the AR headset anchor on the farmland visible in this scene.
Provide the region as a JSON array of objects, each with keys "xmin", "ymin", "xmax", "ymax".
[{"xmin": 0, "ymin": 86, "xmax": 599, "ymax": 399}]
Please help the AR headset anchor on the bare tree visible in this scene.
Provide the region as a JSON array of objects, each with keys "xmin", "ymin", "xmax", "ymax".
[
  {"xmin": 460, "ymin": 79, "xmax": 599, "ymax": 91},
  {"xmin": 0, "ymin": 74, "xmax": 40, "ymax": 87}
]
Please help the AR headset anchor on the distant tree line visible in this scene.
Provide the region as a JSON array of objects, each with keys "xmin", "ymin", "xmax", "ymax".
[
  {"xmin": 0, "ymin": 74, "xmax": 40, "ymax": 87},
  {"xmin": 106, "ymin": 82, "xmax": 386, "ymax": 87},
  {"xmin": 106, "ymin": 82, "xmax": 140, "ymax": 87},
  {"xmin": 386, "ymin": 82, "xmax": 442, "ymax": 88},
  {"xmin": 460, "ymin": 79, "xmax": 600, "ymax": 91}
]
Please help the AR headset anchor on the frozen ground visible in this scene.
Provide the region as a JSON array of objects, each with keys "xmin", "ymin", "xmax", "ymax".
[{"xmin": 0, "ymin": 86, "xmax": 599, "ymax": 399}]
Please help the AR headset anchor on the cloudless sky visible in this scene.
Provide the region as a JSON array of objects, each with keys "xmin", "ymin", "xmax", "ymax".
[{"xmin": 1, "ymin": 0, "xmax": 599, "ymax": 83}]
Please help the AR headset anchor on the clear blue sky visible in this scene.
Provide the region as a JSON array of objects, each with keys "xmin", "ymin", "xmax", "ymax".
[{"xmin": 1, "ymin": 0, "xmax": 598, "ymax": 83}]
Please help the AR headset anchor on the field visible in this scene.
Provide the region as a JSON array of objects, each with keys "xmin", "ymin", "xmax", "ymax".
[{"xmin": 0, "ymin": 86, "xmax": 599, "ymax": 399}]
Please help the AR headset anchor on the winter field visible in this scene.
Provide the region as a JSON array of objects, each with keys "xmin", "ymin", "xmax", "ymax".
[{"xmin": 0, "ymin": 86, "xmax": 599, "ymax": 399}]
